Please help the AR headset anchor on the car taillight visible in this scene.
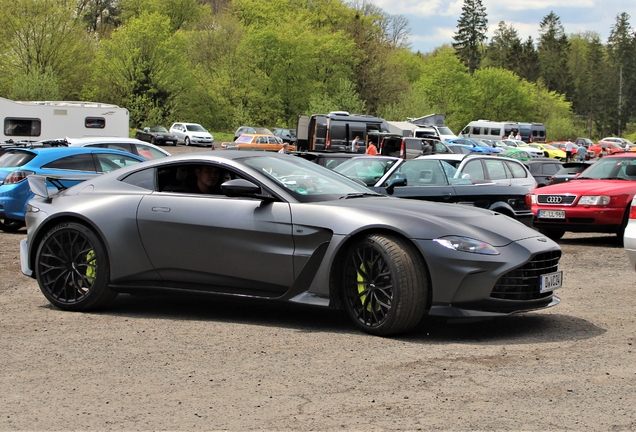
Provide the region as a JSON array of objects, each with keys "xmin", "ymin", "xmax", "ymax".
[
  {"xmin": 526, "ymin": 194, "xmax": 534, "ymax": 207},
  {"xmin": 326, "ymin": 137, "xmax": 331, "ymax": 149},
  {"xmin": 3, "ymin": 170, "xmax": 34, "ymax": 184},
  {"xmin": 630, "ymin": 197, "xmax": 636, "ymax": 218},
  {"xmin": 400, "ymin": 141, "xmax": 405, "ymax": 159}
]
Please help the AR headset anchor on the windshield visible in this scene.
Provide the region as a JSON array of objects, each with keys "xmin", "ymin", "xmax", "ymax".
[
  {"xmin": 577, "ymin": 157, "xmax": 636, "ymax": 180},
  {"xmin": 242, "ymin": 155, "xmax": 376, "ymax": 202},
  {"xmin": 150, "ymin": 126, "xmax": 169, "ymax": 133},
  {"xmin": 186, "ymin": 124, "xmax": 207, "ymax": 132}
]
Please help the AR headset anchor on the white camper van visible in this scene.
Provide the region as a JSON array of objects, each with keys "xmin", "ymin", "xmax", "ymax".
[
  {"xmin": 1, "ymin": 97, "xmax": 129, "ymax": 142},
  {"xmin": 460, "ymin": 120, "xmax": 518, "ymax": 142}
]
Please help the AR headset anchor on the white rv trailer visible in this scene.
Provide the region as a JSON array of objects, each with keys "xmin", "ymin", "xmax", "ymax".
[{"xmin": 1, "ymin": 97, "xmax": 129, "ymax": 142}]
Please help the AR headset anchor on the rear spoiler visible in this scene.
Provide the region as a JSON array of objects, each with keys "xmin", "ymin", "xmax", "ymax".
[{"xmin": 27, "ymin": 174, "xmax": 100, "ymax": 198}]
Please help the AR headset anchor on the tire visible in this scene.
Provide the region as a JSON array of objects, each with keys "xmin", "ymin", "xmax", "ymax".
[
  {"xmin": 35, "ymin": 222, "xmax": 117, "ymax": 311},
  {"xmin": 616, "ymin": 205, "xmax": 630, "ymax": 244},
  {"xmin": 0, "ymin": 218, "xmax": 25, "ymax": 232},
  {"xmin": 150, "ymin": 137, "xmax": 157, "ymax": 145},
  {"xmin": 184, "ymin": 137, "xmax": 190, "ymax": 146},
  {"xmin": 538, "ymin": 228, "xmax": 565, "ymax": 241},
  {"xmin": 342, "ymin": 234, "xmax": 428, "ymax": 336}
]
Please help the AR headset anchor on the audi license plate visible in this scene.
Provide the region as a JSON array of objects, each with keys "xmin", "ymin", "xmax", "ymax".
[
  {"xmin": 538, "ymin": 209, "xmax": 565, "ymax": 219},
  {"xmin": 540, "ymin": 270, "xmax": 563, "ymax": 292}
]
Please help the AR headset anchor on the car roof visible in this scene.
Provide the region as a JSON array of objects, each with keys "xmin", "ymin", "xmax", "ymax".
[
  {"xmin": 67, "ymin": 137, "xmax": 147, "ymax": 145},
  {"xmin": 2, "ymin": 146, "xmax": 147, "ymax": 162}
]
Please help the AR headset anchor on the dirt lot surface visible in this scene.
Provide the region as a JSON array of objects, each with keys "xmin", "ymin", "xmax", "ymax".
[{"xmin": 1, "ymin": 145, "xmax": 635, "ymax": 430}]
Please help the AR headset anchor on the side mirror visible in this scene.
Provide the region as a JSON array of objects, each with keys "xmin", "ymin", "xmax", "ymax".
[
  {"xmin": 221, "ymin": 178, "xmax": 275, "ymax": 201},
  {"xmin": 386, "ymin": 177, "xmax": 407, "ymax": 194}
]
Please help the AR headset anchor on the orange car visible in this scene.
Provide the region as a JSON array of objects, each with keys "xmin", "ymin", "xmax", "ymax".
[
  {"xmin": 589, "ymin": 141, "xmax": 625, "ymax": 156},
  {"xmin": 222, "ymin": 134, "xmax": 295, "ymax": 151}
]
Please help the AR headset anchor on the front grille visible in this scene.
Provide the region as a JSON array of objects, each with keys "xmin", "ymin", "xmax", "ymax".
[
  {"xmin": 537, "ymin": 194, "xmax": 577, "ymax": 205},
  {"xmin": 491, "ymin": 250, "xmax": 561, "ymax": 300}
]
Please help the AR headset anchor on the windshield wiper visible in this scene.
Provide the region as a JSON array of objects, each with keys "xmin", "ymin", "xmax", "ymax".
[{"xmin": 340, "ymin": 192, "xmax": 383, "ymax": 199}]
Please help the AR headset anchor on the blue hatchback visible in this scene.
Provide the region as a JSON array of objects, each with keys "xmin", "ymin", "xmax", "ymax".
[
  {"xmin": 446, "ymin": 138, "xmax": 502, "ymax": 155},
  {"xmin": 0, "ymin": 147, "xmax": 146, "ymax": 231}
]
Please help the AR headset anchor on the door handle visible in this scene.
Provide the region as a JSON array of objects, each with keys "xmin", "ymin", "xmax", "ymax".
[{"xmin": 151, "ymin": 207, "xmax": 171, "ymax": 213}]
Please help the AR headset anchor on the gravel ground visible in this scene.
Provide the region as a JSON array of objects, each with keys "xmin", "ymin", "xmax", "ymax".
[{"xmin": 0, "ymin": 144, "xmax": 635, "ymax": 430}]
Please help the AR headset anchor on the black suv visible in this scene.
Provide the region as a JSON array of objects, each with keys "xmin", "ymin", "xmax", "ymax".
[{"xmin": 379, "ymin": 136, "xmax": 451, "ymax": 159}]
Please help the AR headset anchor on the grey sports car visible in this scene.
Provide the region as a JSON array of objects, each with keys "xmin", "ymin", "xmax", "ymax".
[{"xmin": 20, "ymin": 151, "xmax": 563, "ymax": 336}]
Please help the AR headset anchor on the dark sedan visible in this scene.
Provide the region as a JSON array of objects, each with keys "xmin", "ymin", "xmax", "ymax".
[
  {"xmin": 548, "ymin": 161, "xmax": 595, "ymax": 185},
  {"xmin": 135, "ymin": 126, "xmax": 178, "ymax": 146},
  {"xmin": 21, "ymin": 151, "xmax": 562, "ymax": 336},
  {"xmin": 334, "ymin": 156, "xmax": 533, "ymax": 226}
]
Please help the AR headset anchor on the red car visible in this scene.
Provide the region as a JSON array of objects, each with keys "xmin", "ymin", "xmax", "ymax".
[
  {"xmin": 589, "ymin": 141, "xmax": 625, "ymax": 156},
  {"xmin": 530, "ymin": 153, "xmax": 636, "ymax": 240}
]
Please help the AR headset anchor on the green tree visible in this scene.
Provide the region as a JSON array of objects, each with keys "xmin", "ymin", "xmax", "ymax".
[
  {"xmin": 485, "ymin": 21, "xmax": 521, "ymax": 70},
  {"xmin": 468, "ymin": 68, "xmax": 531, "ymax": 122},
  {"xmin": 452, "ymin": 0, "xmax": 488, "ymax": 74},
  {"xmin": 537, "ymin": 12, "xmax": 572, "ymax": 98},
  {"xmin": 607, "ymin": 12, "xmax": 635, "ymax": 135},
  {"xmin": 88, "ymin": 12, "xmax": 189, "ymax": 127},
  {"xmin": 516, "ymin": 37, "xmax": 539, "ymax": 82}
]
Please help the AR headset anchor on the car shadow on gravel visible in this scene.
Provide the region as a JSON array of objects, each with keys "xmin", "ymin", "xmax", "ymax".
[
  {"xmin": 82, "ymin": 293, "xmax": 603, "ymax": 343},
  {"xmin": 558, "ymin": 234, "xmax": 622, "ymax": 248}
]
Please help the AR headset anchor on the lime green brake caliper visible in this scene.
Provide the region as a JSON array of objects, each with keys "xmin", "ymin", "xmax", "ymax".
[
  {"xmin": 357, "ymin": 262, "xmax": 376, "ymax": 312},
  {"xmin": 85, "ymin": 250, "xmax": 96, "ymax": 285}
]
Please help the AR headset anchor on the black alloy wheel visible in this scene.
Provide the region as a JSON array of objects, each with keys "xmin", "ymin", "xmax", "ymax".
[
  {"xmin": 342, "ymin": 234, "xmax": 428, "ymax": 336},
  {"xmin": 35, "ymin": 222, "xmax": 117, "ymax": 311}
]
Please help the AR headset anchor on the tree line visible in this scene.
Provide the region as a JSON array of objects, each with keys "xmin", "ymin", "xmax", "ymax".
[{"xmin": 0, "ymin": 0, "xmax": 633, "ymax": 141}]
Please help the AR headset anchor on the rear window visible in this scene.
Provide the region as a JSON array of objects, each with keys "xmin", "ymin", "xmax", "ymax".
[
  {"xmin": 0, "ymin": 150, "xmax": 36, "ymax": 167},
  {"xmin": 42, "ymin": 154, "xmax": 96, "ymax": 171}
]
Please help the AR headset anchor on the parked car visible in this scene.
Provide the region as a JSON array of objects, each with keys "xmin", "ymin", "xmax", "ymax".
[
  {"xmin": 548, "ymin": 161, "xmax": 595, "ymax": 185},
  {"xmin": 379, "ymin": 136, "xmax": 451, "ymax": 159},
  {"xmin": 498, "ymin": 148, "xmax": 533, "ymax": 161},
  {"xmin": 234, "ymin": 126, "xmax": 274, "ymax": 141},
  {"xmin": 134, "ymin": 126, "xmax": 178, "ymax": 146},
  {"xmin": 334, "ymin": 156, "xmax": 534, "ymax": 225},
  {"xmin": 169, "ymin": 123, "xmax": 214, "ymax": 147},
  {"xmin": 550, "ymin": 141, "xmax": 595, "ymax": 160},
  {"xmin": 0, "ymin": 147, "xmax": 145, "ymax": 232},
  {"xmin": 446, "ymin": 138, "xmax": 501, "ymax": 155},
  {"xmin": 418, "ymin": 153, "xmax": 537, "ymax": 191},
  {"xmin": 511, "ymin": 141, "xmax": 544, "ymax": 158},
  {"xmin": 446, "ymin": 144, "xmax": 476, "ymax": 154},
  {"xmin": 589, "ymin": 142, "xmax": 625, "ymax": 156},
  {"xmin": 524, "ymin": 158, "xmax": 563, "ymax": 187},
  {"xmin": 231, "ymin": 134, "xmax": 291, "ymax": 151},
  {"xmin": 575, "ymin": 137, "xmax": 593, "ymax": 148},
  {"xmin": 67, "ymin": 137, "xmax": 170, "ymax": 160},
  {"xmin": 601, "ymin": 137, "xmax": 632, "ymax": 149},
  {"xmin": 530, "ymin": 153, "xmax": 636, "ymax": 241},
  {"xmin": 528, "ymin": 143, "xmax": 567, "ymax": 160},
  {"xmin": 20, "ymin": 150, "xmax": 563, "ymax": 336},
  {"xmin": 273, "ymin": 128, "xmax": 297, "ymax": 144}
]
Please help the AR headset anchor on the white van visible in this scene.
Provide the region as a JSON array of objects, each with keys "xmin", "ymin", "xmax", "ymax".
[
  {"xmin": 460, "ymin": 120, "xmax": 518, "ymax": 141},
  {"xmin": 413, "ymin": 125, "xmax": 457, "ymax": 143}
]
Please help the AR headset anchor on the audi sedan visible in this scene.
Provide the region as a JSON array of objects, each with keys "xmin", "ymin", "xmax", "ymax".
[
  {"xmin": 530, "ymin": 153, "xmax": 636, "ymax": 241},
  {"xmin": 20, "ymin": 151, "xmax": 563, "ymax": 336}
]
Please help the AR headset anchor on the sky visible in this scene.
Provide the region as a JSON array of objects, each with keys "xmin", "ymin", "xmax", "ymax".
[{"xmin": 370, "ymin": 0, "xmax": 636, "ymax": 53}]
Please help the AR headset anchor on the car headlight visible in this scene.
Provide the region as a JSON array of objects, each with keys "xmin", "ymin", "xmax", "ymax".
[
  {"xmin": 433, "ymin": 236, "xmax": 500, "ymax": 255},
  {"xmin": 578, "ymin": 195, "xmax": 610, "ymax": 205}
]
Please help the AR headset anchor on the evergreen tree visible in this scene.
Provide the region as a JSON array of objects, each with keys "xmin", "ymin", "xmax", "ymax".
[
  {"xmin": 607, "ymin": 12, "xmax": 635, "ymax": 135},
  {"xmin": 516, "ymin": 37, "xmax": 539, "ymax": 82},
  {"xmin": 537, "ymin": 12, "xmax": 572, "ymax": 98},
  {"xmin": 452, "ymin": 0, "xmax": 488, "ymax": 74},
  {"xmin": 485, "ymin": 21, "xmax": 521, "ymax": 70}
]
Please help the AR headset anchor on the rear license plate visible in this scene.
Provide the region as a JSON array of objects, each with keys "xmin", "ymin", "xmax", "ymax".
[
  {"xmin": 540, "ymin": 270, "xmax": 563, "ymax": 292},
  {"xmin": 538, "ymin": 209, "xmax": 565, "ymax": 219}
]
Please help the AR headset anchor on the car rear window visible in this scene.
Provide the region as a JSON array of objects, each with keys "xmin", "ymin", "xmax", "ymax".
[{"xmin": 0, "ymin": 150, "xmax": 36, "ymax": 167}]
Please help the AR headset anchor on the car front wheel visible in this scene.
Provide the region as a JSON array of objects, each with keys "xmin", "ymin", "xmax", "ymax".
[
  {"xmin": 184, "ymin": 137, "xmax": 190, "ymax": 146},
  {"xmin": 342, "ymin": 234, "xmax": 428, "ymax": 336},
  {"xmin": 35, "ymin": 222, "xmax": 117, "ymax": 311}
]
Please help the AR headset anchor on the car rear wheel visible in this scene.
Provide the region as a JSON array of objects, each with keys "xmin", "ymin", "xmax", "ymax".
[
  {"xmin": 538, "ymin": 228, "xmax": 565, "ymax": 241},
  {"xmin": 35, "ymin": 222, "xmax": 117, "ymax": 311},
  {"xmin": 150, "ymin": 137, "xmax": 157, "ymax": 145},
  {"xmin": 184, "ymin": 137, "xmax": 190, "ymax": 146},
  {"xmin": 342, "ymin": 234, "xmax": 428, "ymax": 336},
  {"xmin": 0, "ymin": 218, "xmax": 25, "ymax": 232}
]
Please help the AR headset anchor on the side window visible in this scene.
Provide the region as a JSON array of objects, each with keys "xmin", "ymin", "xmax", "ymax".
[
  {"xmin": 4, "ymin": 118, "xmax": 41, "ymax": 137},
  {"xmin": 42, "ymin": 154, "xmax": 96, "ymax": 171},
  {"xmin": 462, "ymin": 160, "xmax": 485, "ymax": 180},
  {"xmin": 461, "ymin": 126, "xmax": 470, "ymax": 134},
  {"xmin": 133, "ymin": 144, "xmax": 165, "ymax": 160},
  {"xmin": 541, "ymin": 163, "xmax": 561, "ymax": 176},
  {"xmin": 471, "ymin": 127, "xmax": 481, "ymax": 135},
  {"xmin": 100, "ymin": 143, "xmax": 130, "ymax": 153},
  {"xmin": 96, "ymin": 153, "xmax": 143, "ymax": 173},
  {"xmin": 505, "ymin": 161, "xmax": 528, "ymax": 178},
  {"xmin": 121, "ymin": 167, "xmax": 155, "ymax": 190},
  {"xmin": 85, "ymin": 117, "xmax": 105, "ymax": 129},
  {"xmin": 484, "ymin": 159, "xmax": 508, "ymax": 180},
  {"xmin": 491, "ymin": 128, "xmax": 500, "ymax": 136},
  {"xmin": 157, "ymin": 163, "xmax": 244, "ymax": 194}
]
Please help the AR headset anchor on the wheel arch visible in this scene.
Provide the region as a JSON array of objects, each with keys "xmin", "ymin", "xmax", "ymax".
[
  {"xmin": 29, "ymin": 214, "xmax": 109, "ymax": 274},
  {"xmin": 327, "ymin": 227, "xmax": 432, "ymax": 311},
  {"xmin": 488, "ymin": 201, "xmax": 516, "ymax": 219}
]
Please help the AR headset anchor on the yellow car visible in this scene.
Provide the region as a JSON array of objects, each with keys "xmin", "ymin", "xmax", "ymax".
[
  {"xmin": 221, "ymin": 133, "xmax": 295, "ymax": 151},
  {"xmin": 529, "ymin": 143, "xmax": 567, "ymax": 160}
]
